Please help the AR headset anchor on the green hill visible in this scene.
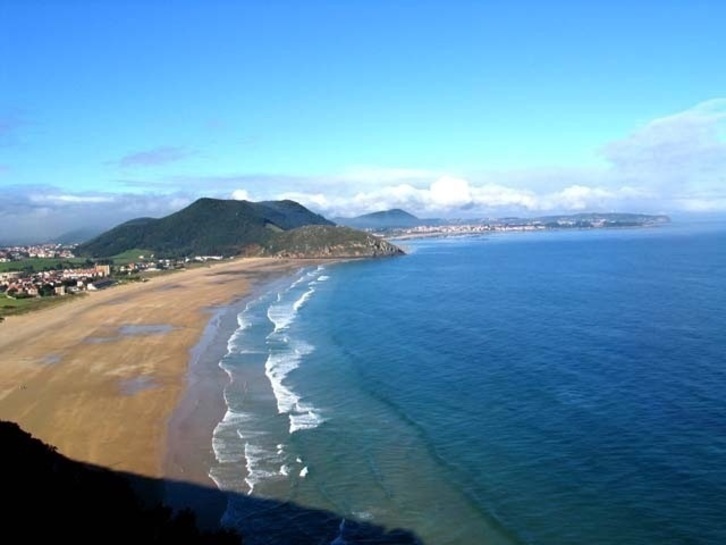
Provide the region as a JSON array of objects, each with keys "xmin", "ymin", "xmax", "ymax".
[
  {"xmin": 76, "ymin": 198, "xmax": 404, "ymax": 259},
  {"xmin": 76, "ymin": 198, "xmax": 334, "ymax": 258},
  {"xmin": 261, "ymin": 225, "xmax": 405, "ymax": 258},
  {"xmin": 334, "ymin": 208, "xmax": 422, "ymax": 229}
]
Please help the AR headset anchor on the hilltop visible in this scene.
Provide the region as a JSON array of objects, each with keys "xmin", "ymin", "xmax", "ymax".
[
  {"xmin": 260, "ymin": 225, "xmax": 404, "ymax": 258},
  {"xmin": 76, "ymin": 198, "xmax": 403, "ymax": 259},
  {"xmin": 334, "ymin": 208, "xmax": 423, "ymax": 229}
]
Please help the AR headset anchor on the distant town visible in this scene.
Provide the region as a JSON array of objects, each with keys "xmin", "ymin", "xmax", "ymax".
[
  {"xmin": 0, "ymin": 211, "xmax": 669, "ymax": 318},
  {"xmin": 355, "ymin": 212, "xmax": 672, "ymax": 239},
  {"xmin": 0, "ymin": 243, "xmax": 224, "ymax": 313}
]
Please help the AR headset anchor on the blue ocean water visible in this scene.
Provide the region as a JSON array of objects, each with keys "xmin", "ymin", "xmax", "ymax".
[{"xmin": 207, "ymin": 221, "xmax": 726, "ymax": 545}]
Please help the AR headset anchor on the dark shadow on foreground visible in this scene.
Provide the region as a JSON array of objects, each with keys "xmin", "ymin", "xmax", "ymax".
[{"xmin": 1, "ymin": 420, "xmax": 423, "ymax": 544}]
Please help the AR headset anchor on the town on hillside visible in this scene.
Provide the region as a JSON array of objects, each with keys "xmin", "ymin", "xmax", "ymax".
[{"xmin": 0, "ymin": 243, "xmax": 223, "ymax": 302}]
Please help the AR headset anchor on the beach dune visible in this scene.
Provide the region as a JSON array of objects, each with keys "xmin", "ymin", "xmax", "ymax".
[{"xmin": 0, "ymin": 258, "xmax": 307, "ymax": 483}]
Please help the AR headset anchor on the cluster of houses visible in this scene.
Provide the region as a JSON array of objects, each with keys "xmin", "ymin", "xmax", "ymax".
[
  {"xmin": 0, "ymin": 241, "xmax": 232, "ymax": 300},
  {"xmin": 384, "ymin": 221, "xmax": 548, "ymax": 239},
  {"xmin": 0, "ymin": 243, "xmax": 76, "ymax": 262},
  {"xmin": 1, "ymin": 264, "xmax": 113, "ymax": 298}
]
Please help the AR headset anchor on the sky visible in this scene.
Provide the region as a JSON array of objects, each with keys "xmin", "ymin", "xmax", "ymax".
[{"xmin": 2, "ymin": 0, "xmax": 726, "ymax": 243}]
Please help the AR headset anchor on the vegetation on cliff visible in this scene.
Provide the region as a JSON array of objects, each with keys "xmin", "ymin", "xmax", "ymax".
[
  {"xmin": 75, "ymin": 198, "xmax": 403, "ymax": 259},
  {"xmin": 258, "ymin": 225, "xmax": 405, "ymax": 258},
  {"xmin": 76, "ymin": 198, "xmax": 334, "ymax": 259}
]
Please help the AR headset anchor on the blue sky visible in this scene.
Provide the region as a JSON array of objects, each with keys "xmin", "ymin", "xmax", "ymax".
[{"xmin": 2, "ymin": 1, "xmax": 726, "ymax": 242}]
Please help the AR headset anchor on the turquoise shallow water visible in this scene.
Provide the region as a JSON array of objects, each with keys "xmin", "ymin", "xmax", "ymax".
[{"xmin": 206, "ymin": 221, "xmax": 726, "ymax": 545}]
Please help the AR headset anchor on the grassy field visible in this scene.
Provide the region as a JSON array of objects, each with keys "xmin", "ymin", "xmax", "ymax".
[
  {"xmin": 110, "ymin": 249, "xmax": 155, "ymax": 265},
  {"xmin": 0, "ymin": 258, "xmax": 91, "ymax": 273},
  {"xmin": 0, "ymin": 293, "xmax": 87, "ymax": 319},
  {"xmin": 0, "ymin": 249, "xmax": 155, "ymax": 274}
]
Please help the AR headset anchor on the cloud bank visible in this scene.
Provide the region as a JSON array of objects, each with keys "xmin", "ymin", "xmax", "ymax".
[
  {"xmin": 0, "ymin": 186, "xmax": 194, "ymax": 244},
  {"xmin": 2, "ymin": 99, "xmax": 725, "ymax": 244},
  {"xmin": 266, "ymin": 99, "xmax": 726, "ymax": 218}
]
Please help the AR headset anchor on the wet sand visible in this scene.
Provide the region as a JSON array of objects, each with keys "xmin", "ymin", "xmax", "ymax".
[{"xmin": 0, "ymin": 258, "xmax": 313, "ymax": 490}]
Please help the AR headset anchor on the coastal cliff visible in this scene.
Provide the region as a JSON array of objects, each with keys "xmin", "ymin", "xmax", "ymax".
[{"xmin": 259, "ymin": 225, "xmax": 405, "ymax": 258}]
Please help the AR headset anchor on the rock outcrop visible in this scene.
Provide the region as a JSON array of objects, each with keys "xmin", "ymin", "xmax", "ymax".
[{"xmin": 260, "ymin": 225, "xmax": 405, "ymax": 258}]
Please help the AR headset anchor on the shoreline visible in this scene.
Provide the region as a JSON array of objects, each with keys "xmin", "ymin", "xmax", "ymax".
[
  {"xmin": 162, "ymin": 267, "xmax": 305, "ymax": 528},
  {"xmin": 0, "ymin": 258, "xmax": 329, "ymax": 507}
]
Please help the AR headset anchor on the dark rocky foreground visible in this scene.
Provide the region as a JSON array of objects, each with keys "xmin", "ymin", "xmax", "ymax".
[{"xmin": 0, "ymin": 420, "xmax": 239, "ymax": 544}]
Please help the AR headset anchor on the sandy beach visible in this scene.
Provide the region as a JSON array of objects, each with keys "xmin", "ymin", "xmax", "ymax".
[{"xmin": 0, "ymin": 257, "xmax": 312, "ymax": 487}]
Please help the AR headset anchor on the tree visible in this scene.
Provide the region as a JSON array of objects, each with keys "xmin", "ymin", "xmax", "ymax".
[{"xmin": 39, "ymin": 283, "xmax": 56, "ymax": 297}]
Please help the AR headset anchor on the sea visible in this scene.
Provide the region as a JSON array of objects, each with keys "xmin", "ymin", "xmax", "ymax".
[{"xmin": 202, "ymin": 220, "xmax": 726, "ymax": 545}]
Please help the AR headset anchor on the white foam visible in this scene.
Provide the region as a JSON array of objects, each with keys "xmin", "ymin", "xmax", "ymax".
[
  {"xmin": 244, "ymin": 442, "xmax": 281, "ymax": 495},
  {"xmin": 317, "ymin": 275, "xmax": 330, "ymax": 282},
  {"xmin": 263, "ymin": 336, "xmax": 326, "ymax": 433},
  {"xmin": 330, "ymin": 519, "xmax": 347, "ymax": 545},
  {"xmin": 224, "ymin": 301, "xmax": 264, "ymax": 353},
  {"xmin": 293, "ymin": 286, "xmax": 315, "ymax": 312},
  {"xmin": 299, "ymin": 466, "xmax": 309, "ymax": 478},
  {"xmin": 267, "ymin": 301, "xmax": 295, "ymax": 332},
  {"xmin": 289, "ymin": 406, "xmax": 325, "ymax": 433},
  {"xmin": 217, "ymin": 358, "xmax": 235, "ymax": 379},
  {"xmin": 267, "ymin": 286, "xmax": 316, "ymax": 332},
  {"xmin": 207, "ymin": 469, "xmax": 224, "ymax": 490},
  {"xmin": 264, "ymin": 350, "xmax": 302, "ymax": 414},
  {"xmin": 226, "ymin": 328, "xmax": 247, "ymax": 353},
  {"xmin": 291, "ymin": 270, "xmax": 309, "ymax": 287},
  {"xmin": 263, "ymin": 340, "xmax": 313, "ymax": 412},
  {"xmin": 236, "ymin": 311, "xmax": 251, "ymax": 330},
  {"xmin": 235, "ymin": 427, "xmax": 266, "ymax": 440},
  {"xmin": 212, "ymin": 410, "xmax": 253, "ymax": 463}
]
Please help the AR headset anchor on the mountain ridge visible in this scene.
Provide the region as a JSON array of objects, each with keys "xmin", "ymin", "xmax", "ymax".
[
  {"xmin": 334, "ymin": 208, "xmax": 424, "ymax": 229},
  {"xmin": 76, "ymin": 198, "xmax": 403, "ymax": 259}
]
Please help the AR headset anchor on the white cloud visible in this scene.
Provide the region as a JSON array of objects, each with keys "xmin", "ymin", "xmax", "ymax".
[
  {"xmin": 300, "ymin": 98, "xmax": 726, "ymax": 217},
  {"xmin": 3, "ymin": 99, "xmax": 726, "ymax": 243},
  {"xmin": 0, "ymin": 187, "xmax": 193, "ymax": 244},
  {"xmin": 429, "ymin": 176, "xmax": 472, "ymax": 207},
  {"xmin": 29, "ymin": 194, "xmax": 116, "ymax": 205},
  {"xmin": 470, "ymin": 184, "xmax": 538, "ymax": 210},
  {"xmin": 231, "ymin": 189, "xmax": 252, "ymax": 201},
  {"xmin": 278, "ymin": 191, "xmax": 333, "ymax": 210},
  {"xmin": 602, "ymin": 98, "xmax": 726, "ymax": 197}
]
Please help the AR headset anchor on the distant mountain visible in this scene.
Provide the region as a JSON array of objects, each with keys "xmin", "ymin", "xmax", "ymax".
[
  {"xmin": 334, "ymin": 208, "xmax": 423, "ymax": 229},
  {"xmin": 76, "ymin": 198, "xmax": 403, "ymax": 259},
  {"xmin": 53, "ymin": 226, "xmax": 107, "ymax": 245},
  {"xmin": 534, "ymin": 212, "xmax": 671, "ymax": 226}
]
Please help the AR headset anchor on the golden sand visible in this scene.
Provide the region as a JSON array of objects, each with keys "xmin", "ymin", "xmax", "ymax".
[{"xmin": 0, "ymin": 258, "xmax": 308, "ymax": 480}]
